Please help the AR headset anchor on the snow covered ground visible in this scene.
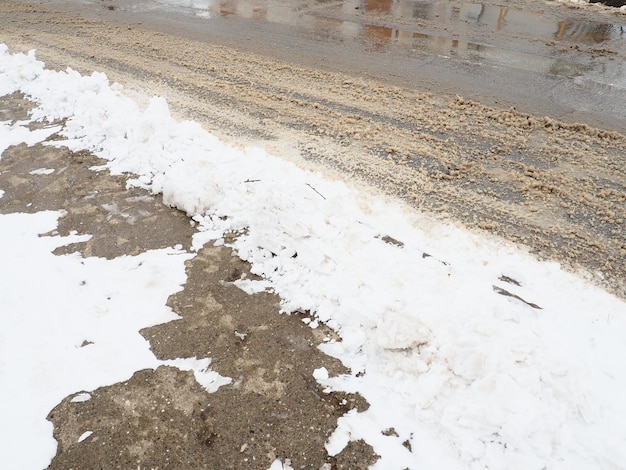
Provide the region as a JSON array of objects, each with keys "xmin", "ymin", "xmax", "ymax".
[{"xmin": 1, "ymin": 44, "xmax": 626, "ymax": 469}]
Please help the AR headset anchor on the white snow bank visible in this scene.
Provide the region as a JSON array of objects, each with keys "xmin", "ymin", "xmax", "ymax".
[
  {"xmin": 0, "ymin": 105, "xmax": 229, "ymax": 469},
  {"xmin": 2, "ymin": 44, "xmax": 625, "ymax": 469}
]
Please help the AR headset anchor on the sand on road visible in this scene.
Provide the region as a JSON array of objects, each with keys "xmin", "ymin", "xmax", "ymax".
[{"xmin": 1, "ymin": 0, "xmax": 625, "ymax": 467}]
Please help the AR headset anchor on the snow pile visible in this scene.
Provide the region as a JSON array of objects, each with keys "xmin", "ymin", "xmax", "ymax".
[
  {"xmin": 0, "ymin": 63, "xmax": 229, "ymax": 469},
  {"xmin": 2, "ymin": 45, "xmax": 626, "ymax": 469}
]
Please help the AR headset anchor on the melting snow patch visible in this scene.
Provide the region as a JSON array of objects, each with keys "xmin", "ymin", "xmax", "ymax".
[
  {"xmin": 29, "ymin": 167, "xmax": 55, "ymax": 175},
  {"xmin": 0, "ymin": 210, "xmax": 195, "ymax": 469},
  {"xmin": 161, "ymin": 357, "xmax": 231, "ymax": 393},
  {"xmin": 268, "ymin": 459, "xmax": 295, "ymax": 470},
  {"xmin": 77, "ymin": 431, "xmax": 93, "ymax": 443},
  {"xmin": 70, "ymin": 392, "xmax": 92, "ymax": 403}
]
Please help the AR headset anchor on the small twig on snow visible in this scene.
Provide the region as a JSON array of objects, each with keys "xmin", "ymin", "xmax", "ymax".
[{"xmin": 306, "ymin": 183, "xmax": 326, "ymax": 200}]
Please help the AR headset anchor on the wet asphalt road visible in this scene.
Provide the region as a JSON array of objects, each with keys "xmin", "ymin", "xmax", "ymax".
[{"xmin": 50, "ymin": 0, "xmax": 626, "ymax": 131}]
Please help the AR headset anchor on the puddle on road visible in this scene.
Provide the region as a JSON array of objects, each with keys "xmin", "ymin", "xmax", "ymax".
[
  {"xmin": 349, "ymin": 0, "xmax": 625, "ymax": 43},
  {"xmin": 105, "ymin": 0, "xmax": 626, "ymax": 43},
  {"xmin": 100, "ymin": 0, "xmax": 626, "ymax": 86},
  {"xmin": 298, "ymin": 0, "xmax": 625, "ymax": 84},
  {"xmin": 307, "ymin": 14, "xmax": 608, "ymax": 82},
  {"xmin": 155, "ymin": 0, "xmax": 625, "ymax": 42}
]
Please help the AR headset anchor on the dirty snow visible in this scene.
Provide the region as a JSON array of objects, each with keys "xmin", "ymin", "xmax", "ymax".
[
  {"xmin": 0, "ymin": 209, "xmax": 208, "ymax": 469},
  {"xmin": 1, "ymin": 44, "xmax": 626, "ymax": 469}
]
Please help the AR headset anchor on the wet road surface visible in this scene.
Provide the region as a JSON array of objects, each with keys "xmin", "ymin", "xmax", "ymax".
[{"xmin": 71, "ymin": 0, "xmax": 626, "ymax": 130}]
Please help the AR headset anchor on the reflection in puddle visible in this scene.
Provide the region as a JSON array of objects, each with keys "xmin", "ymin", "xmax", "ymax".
[
  {"xmin": 554, "ymin": 20, "xmax": 624, "ymax": 42},
  {"xmin": 375, "ymin": 28, "xmax": 585, "ymax": 79},
  {"xmin": 300, "ymin": 4, "xmax": 623, "ymax": 86},
  {"xmin": 106, "ymin": 0, "xmax": 626, "ymax": 87},
  {"xmin": 357, "ymin": 0, "xmax": 626, "ymax": 43},
  {"xmin": 129, "ymin": 0, "xmax": 626, "ymax": 44}
]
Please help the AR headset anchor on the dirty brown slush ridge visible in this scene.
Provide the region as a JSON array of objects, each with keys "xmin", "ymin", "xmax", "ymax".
[{"xmin": 0, "ymin": 0, "xmax": 625, "ymax": 467}]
